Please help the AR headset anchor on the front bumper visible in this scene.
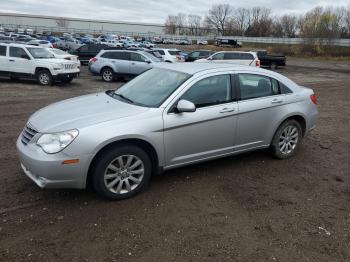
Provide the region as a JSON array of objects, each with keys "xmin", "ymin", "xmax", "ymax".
[
  {"xmin": 53, "ymin": 72, "xmax": 79, "ymax": 81},
  {"xmin": 16, "ymin": 136, "xmax": 91, "ymax": 189}
]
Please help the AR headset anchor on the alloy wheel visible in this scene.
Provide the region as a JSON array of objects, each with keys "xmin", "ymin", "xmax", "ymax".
[
  {"xmin": 104, "ymin": 155, "xmax": 144, "ymax": 194},
  {"xmin": 103, "ymin": 70, "xmax": 113, "ymax": 81},
  {"xmin": 278, "ymin": 125, "xmax": 299, "ymax": 155},
  {"xmin": 39, "ymin": 73, "xmax": 50, "ymax": 85}
]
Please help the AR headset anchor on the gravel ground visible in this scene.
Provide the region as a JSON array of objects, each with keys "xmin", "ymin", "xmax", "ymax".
[{"xmin": 0, "ymin": 59, "xmax": 349, "ymax": 262}]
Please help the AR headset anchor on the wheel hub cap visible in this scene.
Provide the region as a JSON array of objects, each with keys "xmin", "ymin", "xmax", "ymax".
[{"xmin": 278, "ymin": 125, "xmax": 299, "ymax": 155}]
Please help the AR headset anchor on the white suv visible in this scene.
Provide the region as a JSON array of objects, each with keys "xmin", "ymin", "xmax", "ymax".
[
  {"xmin": 151, "ymin": 48, "xmax": 184, "ymax": 63},
  {"xmin": 0, "ymin": 43, "xmax": 80, "ymax": 85},
  {"xmin": 195, "ymin": 51, "xmax": 260, "ymax": 67}
]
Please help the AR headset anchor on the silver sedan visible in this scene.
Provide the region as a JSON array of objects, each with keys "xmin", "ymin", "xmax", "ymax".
[{"xmin": 17, "ymin": 63, "xmax": 318, "ymax": 200}]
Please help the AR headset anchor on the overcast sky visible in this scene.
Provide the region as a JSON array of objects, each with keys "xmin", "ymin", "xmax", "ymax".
[{"xmin": 1, "ymin": 0, "xmax": 349, "ymax": 24}]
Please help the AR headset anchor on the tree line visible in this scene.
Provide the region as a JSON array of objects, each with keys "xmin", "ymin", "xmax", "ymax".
[{"xmin": 164, "ymin": 4, "xmax": 350, "ymax": 39}]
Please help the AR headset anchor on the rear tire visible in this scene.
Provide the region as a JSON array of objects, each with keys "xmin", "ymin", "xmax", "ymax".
[
  {"xmin": 101, "ymin": 67, "xmax": 114, "ymax": 82},
  {"xmin": 271, "ymin": 120, "xmax": 302, "ymax": 159},
  {"xmin": 36, "ymin": 70, "xmax": 53, "ymax": 86},
  {"xmin": 91, "ymin": 145, "xmax": 152, "ymax": 200}
]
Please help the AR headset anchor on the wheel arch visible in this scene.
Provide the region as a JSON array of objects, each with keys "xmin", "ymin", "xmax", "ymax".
[
  {"xmin": 86, "ymin": 138, "xmax": 160, "ymax": 188},
  {"xmin": 100, "ymin": 65, "xmax": 115, "ymax": 75},
  {"xmin": 271, "ymin": 114, "xmax": 307, "ymax": 144},
  {"xmin": 35, "ymin": 67, "xmax": 52, "ymax": 75}
]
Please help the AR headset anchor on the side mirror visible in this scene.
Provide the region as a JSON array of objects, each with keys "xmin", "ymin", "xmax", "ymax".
[
  {"xmin": 144, "ymin": 59, "xmax": 151, "ymax": 64},
  {"xmin": 177, "ymin": 99, "xmax": 196, "ymax": 113}
]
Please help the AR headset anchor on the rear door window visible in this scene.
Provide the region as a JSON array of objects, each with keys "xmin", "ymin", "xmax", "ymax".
[
  {"xmin": 156, "ymin": 50, "xmax": 165, "ymax": 55},
  {"xmin": 111, "ymin": 52, "xmax": 130, "ymax": 60},
  {"xmin": 0, "ymin": 45, "xmax": 6, "ymax": 56},
  {"xmin": 240, "ymin": 53, "xmax": 254, "ymax": 60},
  {"xmin": 168, "ymin": 50, "xmax": 180, "ymax": 56},
  {"xmin": 238, "ymin": 74, "xmax": 280, "ymax": 100},
  {"xmin": 224, "ymin": 53, "xmax": 240, "ymax": 60},
  {"xmin": 9, "ymin": 47, "xmax": 27, "ymax": 58}
]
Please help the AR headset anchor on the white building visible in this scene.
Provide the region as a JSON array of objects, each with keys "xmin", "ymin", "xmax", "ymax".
[{"xmin": 0, "ymin": 12, "xmax": 165, "ymax": 35}]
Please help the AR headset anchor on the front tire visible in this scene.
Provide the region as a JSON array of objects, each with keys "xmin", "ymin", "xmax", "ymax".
[
  {"xmin": 101, "ymin": 67, "xmax": 114, "ymax": 82},
  {"xmin": 91, "ymin": 145, "xmax": 152, "ymax": 200},
  {"xmin": 36, "ymin": 70, "xmax": 53, "ymax": 86},
  {"xmin": 271, "ymin": 120, "xmax": 302, "ymax": 159}
]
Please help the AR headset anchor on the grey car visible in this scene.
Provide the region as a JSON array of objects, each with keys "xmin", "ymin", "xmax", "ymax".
[
  {"xmin": 17, "ymin": 63, "xmax": 318, "ymax": 200},
  {"xmin": 88, "ymin": 50, "xmax": 162, "ymax": 82}
]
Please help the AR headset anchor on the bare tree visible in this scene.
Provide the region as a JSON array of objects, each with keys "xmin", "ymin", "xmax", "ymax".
[
  {"xmin": 246, "ymin": 7, "xmax": 273, "ymax": 36},
  {"xmin": 164, "ymin": 15, "xmax": 177, "ymax": 34},
  {"xmin": 188, "ymin": 14, "xmax": 202, "ymax": 35},
  {"xmin": 234, "ymin": 8, "xmax": 251, "ymax": 35},
  {"xmin": 280, "ymin": 15, "xmax": 297, "ymax": 37},
  {"xmin": 205, "ymin": 4, "xmax": 233, "ymax": 35}
]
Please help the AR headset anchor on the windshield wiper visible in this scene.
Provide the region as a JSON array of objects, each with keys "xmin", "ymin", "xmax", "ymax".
[
  {"xmin": 107, "ymin": 91, "xmax": 135, "ymax": 104},
  {"xmin": 115, "ymin": 93, "xmax": 134, "ymax": 104}
]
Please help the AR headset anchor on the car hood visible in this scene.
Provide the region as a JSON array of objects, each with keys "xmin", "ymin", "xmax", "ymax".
[
  {"xmin": 35, "ymin": 58, "xmax": 74, "ymax": 64},
  {"xmin": 28, "ymin": 92, "xmax": 149, "ymax": 132}
]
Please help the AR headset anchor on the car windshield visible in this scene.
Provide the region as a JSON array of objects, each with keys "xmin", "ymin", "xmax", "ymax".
[
  {"xmin": 27, "ymin": 47, "xmax": 54, "ymax": 58},
  {"xmin": 140, "ymin": 51, "xmax": 161, "ymax": 62},
  {"xmin": 111, "ymin": 68, "xmax": 191, "ymax": 107}
]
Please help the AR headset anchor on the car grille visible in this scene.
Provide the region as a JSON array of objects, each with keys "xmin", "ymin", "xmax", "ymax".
[
  {"xmin": 64, "ymin": 64, "xmax": 75, "ymax": 70},
  {"xmin": 21, "ymin": 124, "xmax": 38, "ymax": 145}
]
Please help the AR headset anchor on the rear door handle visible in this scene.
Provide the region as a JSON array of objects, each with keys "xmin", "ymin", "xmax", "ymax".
[
  {"xmin": 9, "ymin": 59, "xmax": 15, "ymax": 62},
  {"xmin": 220, "ymin": 107, "xmax": 235, "ymax": 113},
  {"xmin": 271, "ymin": 98, "xmax": 283, "ymax": 104}
]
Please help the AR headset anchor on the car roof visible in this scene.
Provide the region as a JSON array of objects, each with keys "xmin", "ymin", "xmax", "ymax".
[
  {"xmin": 0, "ymin": 42, "xmax": 42, "ymax": 48},
  {"xmin": 155, "ymin": 62, "xmax": 264, "ymax": 75}
]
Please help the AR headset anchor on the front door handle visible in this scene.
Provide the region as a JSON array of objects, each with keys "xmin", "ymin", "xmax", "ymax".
[
  {"xmin": 131, "ymin": 62, "xmax": 135, "ymax": 65},
  {"xmin": 9, "ymin": 59, "xmax": 15, "ymax": 62},
  {"xmin": 220, "ymin": 107, "xmax": 235, "ymax": 113},
  {"xmin": 271, "ymin": 98, "xmax": 283, "ymax": 104}
]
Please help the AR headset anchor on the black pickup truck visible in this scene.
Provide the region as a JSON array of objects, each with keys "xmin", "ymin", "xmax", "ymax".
[{"xmin": 253, "ymin": 50, "xmax": 286, "ymax": 69}]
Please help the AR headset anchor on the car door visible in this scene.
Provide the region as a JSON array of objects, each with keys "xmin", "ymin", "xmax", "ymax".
[
  {"xmin": 110, "ymin": 51, "xmax": 130, "ymax": 75},
  {"xmin": 0, "ymin": 45, "xmax": 7, "ymax": 73},
  {"xmin": 234, "ymin": 72, "xmax": 289, "ymax": 151},
  {"xmin": 163, "ymin": 73, "xmax": 238, "ymax": 167},
  {"xmin": 8, "ymin": 46, "xmax": 33, "ymax": 74},
  {"xmin": 129, "ymin": 53, "xmax": 152, "ymax": 75}
]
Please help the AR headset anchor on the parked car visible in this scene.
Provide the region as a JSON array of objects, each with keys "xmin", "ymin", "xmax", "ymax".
[
  {"xmin": 197, "ymin": 40, "xmax": 208, "ymax": 45},
  {"xmin": 144, "ymin": 50, "xmax": 163, "ymax": 60},
  {"xmin": 185, "ymin": 50, "xmax": 215, "ymax": 62},
  {"xmin": 105, "ymin": 40, "xmax": 123, "ymax": 48},
  {"xmin": 152, "ymin": 48, "xmax": 184, "ymax": 63},
  {"xmin": 47, "ymin": 48, "xmax": 81, "ymax": 67},
  {"xmin": 27, "ymin": 40, "xmax": 53, "ymax": 48},
  {"xmin": 216, "ymin": 38, "xmax": 242, "ymax": 47},
  {"xmin": 195, "ymin": 51, "xmax": 260, "ymax": 67},
  {"xmin": 139, "ymin": 41, "xmax": 155, "ymax": 48},
  {"xmin": 72, "ymin": 44, "xmax": 116, "ymax": 64},
  {"xmin": 16, "ymin": 63, "xmax": 318, "ymax": 199},
  {"xmin": 88, "ymin": 50, "xmax": 162, "ymax": 82},
  {"xmin": 0, "ymin": 43, "xmax": 80, "ymax": 85},
  {"xmin": 252, "ymin": 50, "xmax": 286, "ymax": 69}
]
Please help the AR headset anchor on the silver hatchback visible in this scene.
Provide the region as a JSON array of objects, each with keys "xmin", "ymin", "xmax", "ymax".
[
  {"xmin": 88, "ymin": 50, "xmax": 162, "ymax": 82},
  {"xmin": 17, "ymin": 63, "xmax": 318, "ymax": 200}
]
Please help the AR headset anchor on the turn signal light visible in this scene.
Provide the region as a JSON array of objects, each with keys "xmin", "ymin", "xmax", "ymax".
[{"xmin": 62, "ymin": 159, "xmax": 79, "ymax": 165}]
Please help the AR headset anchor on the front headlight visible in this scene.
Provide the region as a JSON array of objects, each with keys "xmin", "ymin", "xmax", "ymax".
[
  {"xmin": 53, "ymin": 64, "xmax": 63, "ymax": 70},
  {"xmin": 36, "ymin": 129, "xmax": 79, "ymax": 154}
]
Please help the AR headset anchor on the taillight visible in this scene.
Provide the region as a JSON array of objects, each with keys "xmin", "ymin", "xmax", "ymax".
[
  {"xmin": 64, "ymin": 57, "xmax": 71, "ymax": 60},
  {"xmin": 256, "ymin": 59, "xmax": 260, "ymax": 67},
  {"xmin": 176, "ymin": 55, "xmax": 181, "ymax": 61},
  {"xmin": 310, "ymin": 94, "xmax": 317, "ymax": 105},
  {"xmin": 90, "ymin": 57, "xmax": 97, "ymax": 63}
]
